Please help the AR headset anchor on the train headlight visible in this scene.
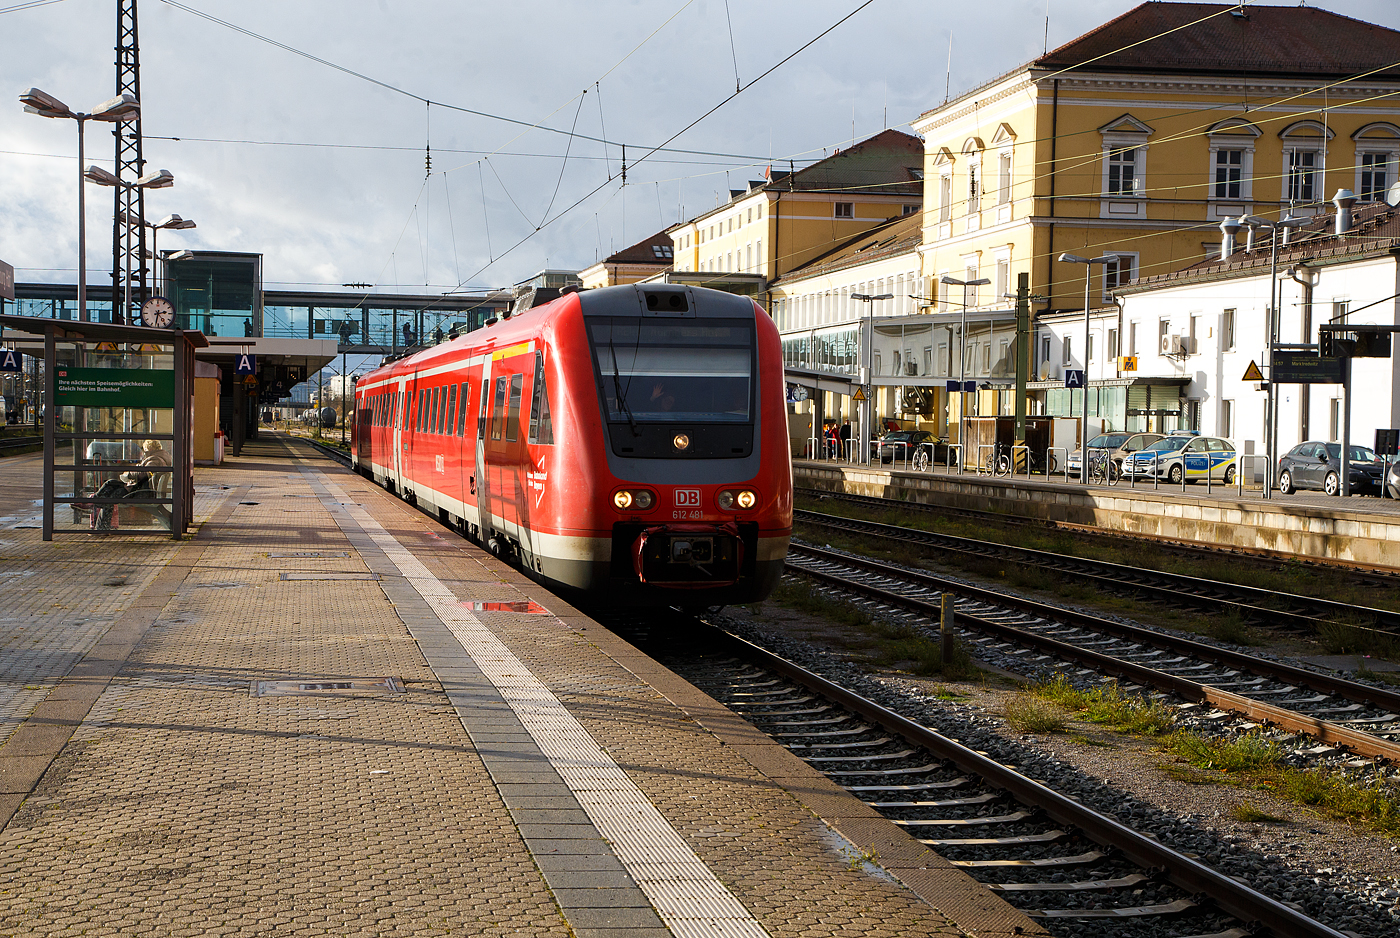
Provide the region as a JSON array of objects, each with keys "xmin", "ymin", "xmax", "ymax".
[
  {"xmin": 717, "ymin": 489, "xmax": 756, "ymax": 511},
  {"xmin": 613, "ymin": 489, "xmax": 655, "ymax": 511}
]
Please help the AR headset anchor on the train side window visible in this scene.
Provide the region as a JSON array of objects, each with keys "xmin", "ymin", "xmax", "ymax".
[
  {"xmin": 505, "ymin": 374, "xmax": 524, "ymax": 442},
  {"xmin": 457, "ymin": 382, "xmax": 470, "ymax": 436},
  {"xmin": 528, "ymin": 351, "xmax": 553, "ymax": 445},
  {"xmin": 433, "ymin": 387, "xmax": 443, "ymax": 434},
  {"xmin": 419, "ymin": 389, "xmax": 428, "ymax": 432},
  {"xmin": 447, "ymin": 385, "xmax": 457, "ymax": 434},
  {"xmin": 491, "ymin": 376, "xmax": 507, "ymax": 441},
  {"xmin": 437, "ymin": 386, "xmax": 447, "ymax": 434},
  {"xmin": 478, "ymin": 377, "xmax": 490, "ymax": 440}
]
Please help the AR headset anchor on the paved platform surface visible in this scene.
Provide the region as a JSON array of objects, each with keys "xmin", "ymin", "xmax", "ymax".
[{"xmin": 0, "ymin": 435, "xmax": 1036, "ymax": 938}]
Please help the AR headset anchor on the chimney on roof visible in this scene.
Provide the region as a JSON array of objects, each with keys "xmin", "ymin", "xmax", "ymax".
[
  {"xmin": 1219, "ymin": 216, "xmax": 1241, "ymax": 260},
  {"xmin": 1282, "ymin": 215, "xmax": 1299, "ymax": 246},
  {"xmin": 1244, "ymin": 220, "xmax": 1257, "ymax": 254},
  {"xmin": 1333, "ymin": 189, "xmax": 1357, "ymax": 236}
]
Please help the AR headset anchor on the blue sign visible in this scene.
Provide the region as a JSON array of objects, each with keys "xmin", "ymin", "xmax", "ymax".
[
  {"xmin": 945, "ymin": 380, "xmax": 977, "ymax": 392},
  {"xmin": 0, "ymin": 349, "xmax": 21, "ymax": 373},
  {"xmin": 1063, "ymin": 369, "xmax": 1085, "ymax": 389},
  {"xmin": 235, "ymin": 353, "xmax": 258, "ymax": 375}
]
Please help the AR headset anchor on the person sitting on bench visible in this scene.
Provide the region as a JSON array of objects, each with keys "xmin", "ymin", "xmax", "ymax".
[{"xmin": 91, "ymin": 440, "xmax": 171, "ymax": 529}]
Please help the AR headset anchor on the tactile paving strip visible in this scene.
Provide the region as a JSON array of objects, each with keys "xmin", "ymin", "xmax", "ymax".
[{"xmin": 316, "ymin": 474, "xmax": 770, "ymax": 938}]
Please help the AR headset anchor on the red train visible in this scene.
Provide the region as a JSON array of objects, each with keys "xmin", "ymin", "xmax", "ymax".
[{"xmin": 352, "ymin": 283, "xmax": 792, "ymax": 607}]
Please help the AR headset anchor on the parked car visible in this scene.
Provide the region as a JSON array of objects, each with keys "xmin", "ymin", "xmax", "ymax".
[
  {"xmin": 1067, "ymin": 431, "xmax": 1168, "ymax": 478},
  {"xmin": 874, "ymin": 429, "xmax": 932, "ymax": 463},
  {"xmin": 1122, "ymin": 434, "xmax": 1237, "ymax": 484},
  {"xmin": 1386, "ymin": 460, "xmax": 1400, "ymax": 499},
  {"xmin": 1277, "ymin": 441, "xmax": 1384, "ymax": 495}
]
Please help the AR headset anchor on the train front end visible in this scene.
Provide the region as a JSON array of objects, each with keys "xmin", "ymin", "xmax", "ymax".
[{"xmin": 565, "ymin": 283, "xmax": 791, "ymax": 606}]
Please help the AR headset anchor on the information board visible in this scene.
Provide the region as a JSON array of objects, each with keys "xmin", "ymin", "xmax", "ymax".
[
  {"xmin": 1272, "ymin": 352, "xmax": 1343, "ymax": 384},
  {"xmin": 54, "ymin": 367, "xmax": 175, "ymax": 408}
]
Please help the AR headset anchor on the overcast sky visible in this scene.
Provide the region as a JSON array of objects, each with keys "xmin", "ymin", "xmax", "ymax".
[{"xmin": 5, "ymin": 0, "xmax": 1400, "ymax": 297}]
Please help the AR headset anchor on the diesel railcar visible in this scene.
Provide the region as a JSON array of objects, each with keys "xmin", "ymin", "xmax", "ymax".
[{"xmin": 352, "ymin": 283, "xmax": 792, "ymax": 606}]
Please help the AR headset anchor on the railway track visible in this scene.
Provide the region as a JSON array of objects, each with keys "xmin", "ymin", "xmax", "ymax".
[
  {"xmin": 785, "ymin": 543, "xmax": 1400, "ymax": 767},
  {"xmin": 795, "ymin": 504, "xmax": 1400, "ymax": 637},
  {"xmin": 796, "ymin": 486, "xmax": 1400, "ymax": 586},
  {"xmin": 672, "ymin": 626, "xmax": 1353, "ymax": 938}
]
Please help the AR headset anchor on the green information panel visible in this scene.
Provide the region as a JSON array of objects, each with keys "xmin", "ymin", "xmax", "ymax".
[{"xmin": 54, "ymin": 367, "xmax": 174, "ymax": 407}]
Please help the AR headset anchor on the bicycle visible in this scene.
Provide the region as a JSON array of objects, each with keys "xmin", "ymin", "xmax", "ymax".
[
  {"xmin": 989, "ymin": 443, "xmax": 1056, "ymax": 477},
  {"xmin": 1085, "ymin": 448, "xmax": 1116, "ymax": 483}
]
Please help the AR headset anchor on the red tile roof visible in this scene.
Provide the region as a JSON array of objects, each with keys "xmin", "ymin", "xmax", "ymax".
[{"xmin": 1036, "ymin": 2, "xmax": 1400, "ymax": 79}]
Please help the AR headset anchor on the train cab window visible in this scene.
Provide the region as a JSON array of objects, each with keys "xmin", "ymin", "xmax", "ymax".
[
  {"xmin": 447, "ymin": 385, "xmax": 457, "ymax": 434},
  {"xmin": 528, "ymin": 351, "xmax": 554, "ymax": 445},
  {"xmin": 457, "ymin": 382, "xmax": 470, "ymax": 436},
  {"xmin": 491, "ymin": 376, "xmax": 507, "ymax": 441},
  {"xmin": 505, "ymin": 374, "xmax": 524, "ymax": 442},
  {"xmin": 588, "ymin": 319, "xmax": 754, "ymax": 423}
]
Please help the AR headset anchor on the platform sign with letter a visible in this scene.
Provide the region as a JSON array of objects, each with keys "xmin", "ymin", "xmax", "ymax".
[
  {"xmin": 1063, "ymin": 369, "xmax": 1085, "ymax": 389},
  {"xmin": 0, "ymin": 348, "xmax": 21, "ymax": 373},
  {"xmin": 235, "ymin": 353, "xmax": 257, "ymax": 376}
]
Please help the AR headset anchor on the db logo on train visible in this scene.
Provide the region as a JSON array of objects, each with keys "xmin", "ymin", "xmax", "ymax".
[{"xmin": 674, "ymin": 489, "xmax": 701, "ymax": 507}]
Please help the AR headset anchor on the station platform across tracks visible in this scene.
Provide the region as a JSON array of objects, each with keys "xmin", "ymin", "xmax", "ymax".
[{"xmin": 0, "ymin": 433, "xmax": 1028, "ymax": 938}]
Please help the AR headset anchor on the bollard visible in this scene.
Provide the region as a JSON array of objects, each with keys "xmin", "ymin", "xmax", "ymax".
[{"xmin": 941, "ymin": 591, "xmax": 954, "ymax": 665}]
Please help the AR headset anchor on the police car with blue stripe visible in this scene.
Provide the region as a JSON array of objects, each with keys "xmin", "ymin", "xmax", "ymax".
[{"xmin": 1122, "ymin": 432, "xmax": 1237, "ymax": 485}]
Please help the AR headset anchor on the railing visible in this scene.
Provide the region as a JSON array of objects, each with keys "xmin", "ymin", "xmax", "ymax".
[
  {"xmin": 1237, "ymin": 453, "xmax": 1270, "ymax": 497},
  {"xmin": 1046, "ymin": 447, "xmax": 1069, "ymax": 484}
]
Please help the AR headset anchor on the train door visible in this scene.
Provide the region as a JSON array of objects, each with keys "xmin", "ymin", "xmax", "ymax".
[
  {"xmin": 488, "ymin": 370, "xmax": 525, "ymax": 546},
  {"xmin": 404, "ymin": 372, "xmax": 421, "ymax": 495},
  {"xmin": 391, "ymin": 378, "xmax": 408, "ymax": 488},
  {"xmin": 474, "ymin": 361, "xmax": 495, "ymax": 549}
]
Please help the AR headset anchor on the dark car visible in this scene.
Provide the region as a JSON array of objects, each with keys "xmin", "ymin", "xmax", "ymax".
[
  {"xmin": 875, "ymin": 429, "xmax": 934, "ymax": 463},
  {"xmin": 1277, "ymin": 441, "xmax": 1383, "ymax": 495}
]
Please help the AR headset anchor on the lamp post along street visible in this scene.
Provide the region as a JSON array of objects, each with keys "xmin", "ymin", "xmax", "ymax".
[
  {"xmin": 20, "ymin": 89, "xmax": 140, "ymax": 322},
  {"xmin": 85, "ymin": 167, "xmax": 175, "ymax": 321},
  {"xmin": 1057, "ymin": 254, "xmax": 1117, "ymax": 475},
  {"xmin": 1235, "ymin": 213, "xmax": 1304, "ymax": 498},
  {"xmin": 851, "ymin": 293, "xmax": 893, "ymax": 463},
  {"xmin": 940, "ymin": 276, "xmax": 989, "ymax": 468}
]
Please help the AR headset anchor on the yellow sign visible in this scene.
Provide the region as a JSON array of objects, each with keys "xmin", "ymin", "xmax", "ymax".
[
  {"xmin": 95, "ymin": 342, "xmax": 119, "ymax": 352},
  {"xmin": 1119, "ymin": 355, "xmax": 1138, "ymax": 372},
  {"xmin": 852, "ymin": 386, "xmax": 867, "ymax": 402},
  {"xmin": 1242, "ymin": 360, "xmax": 1264, "ymax": 381}
]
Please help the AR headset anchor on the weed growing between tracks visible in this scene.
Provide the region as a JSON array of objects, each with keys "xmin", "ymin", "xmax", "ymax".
[
  {"xmin": 1024, "ymin": 674, "xmax": 1176, "ymax": 736},
  {"xmin": 1318, "ymin": 621, "xmax": 1400, "ymax": 659},
  {"xmin": 1160, "ymin": 732, "xmax": 1400, "ymax": 836}
]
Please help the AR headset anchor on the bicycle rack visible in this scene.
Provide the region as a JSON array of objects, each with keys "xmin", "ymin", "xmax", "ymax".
[
  {"xmin": 976, "ymin": 443, "xmax": 998, "ymax": 475},
  {"xmin": 1046, "ymin": 447, "xmax": 1068, "ymax": 483},
  {"xmin": 946, "ymin": 443, "xmax": 963, "ymax": 475},
  {"xmin": 1010, "ymin": 444, "xmax": 1031, "ymax": 479},
  {"xmin": 1237, "ymin": 453, "xmax": 1270, "ymax": 497}
]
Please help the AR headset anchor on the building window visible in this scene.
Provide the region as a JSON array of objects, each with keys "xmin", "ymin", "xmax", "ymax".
[
  {"xmin": 963, "ymin": 265, "xmax": 978, "ymax": 306},
  {"xmin": 967, "ymin": 164, "xmax": 981, "ymax": 213},
  {"xmin": 1063, "ymin": 336, "xmax": 1073, "ymax": 365},
  {"xmin": 1107, "ymin": 147, "xmax": 1139, "ymax": 195},
  {"xmin": 1330, "ymin": 397, "xmax": 1341, "ymax": 441},
  {"xmin": 1108, "ymin": 328, "xmax": 1118, "ymax": 358},
  {"xmin": 1158, "ymin": 319, "xmax": 1170, "ymax": 355},
  {"xmin": 1222, "ymin": 308, "xmax": 1236, "ymax": 350},
  {"xmin": 998, "ymin": 152, "xmax": 1012, "ymax": 205},
  {"xmin": 938, "ymin": 174, "xmax": 952, "ymax": 223},
  {"xmin": 1104, "ymin": 254, "xmax": 1135, "ymax": 298},
  {"xmin": 902, "ymin": 204, "xmax": 919, "ymax": 215},
  {"xmin": 1214, "ymin": 149, "xmax": 1244, "ymax": 199},
  {"xmin": 834, "ymin": 202, "xmax": 853, "ymax": 218},
  {"xmin": 1361, "ymin": 152, "xmax": 1394, "ymax": 200},
  {"xmin": 1042, "ymin": 335, "xmax": 1051, "ymax": 363},
  {"xmin": 1087, "ymin": 333, "xmax": 1095, "ymax": 364},
  {"xmin": 1189, "ymin": 314, "xmax": 1200, "ymax": 355},
  {"xmin": 995, "ymin": 258, "xmax": 1010, "ymax": 301},
  {"xmin": 1129, "ymin": 321, "xmax": 1137, "ymax": 356},
  {"xmin": 755, "ymin": 239, "xmax": 762, "ymax": 273},
  {"xmin": 1287, "ymin": 149, "xmax": 1318, "ymax": 202},
  {"xmin": 1221, "ymin": 399, "xmax": 1233, "ymax": 438}
]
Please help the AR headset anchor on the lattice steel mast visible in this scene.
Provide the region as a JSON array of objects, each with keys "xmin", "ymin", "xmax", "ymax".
[{"xmin": 110, "ymin": 0, "xmax": 147, "ymax": 324}]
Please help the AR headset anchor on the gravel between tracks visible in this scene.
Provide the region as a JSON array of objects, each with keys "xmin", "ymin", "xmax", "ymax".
[{"xmin": 706, "ymin": 601, "xmax": 1400, "ymax": 938}]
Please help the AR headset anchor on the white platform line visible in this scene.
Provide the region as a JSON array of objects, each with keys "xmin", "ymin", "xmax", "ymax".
[{"xmin": 321, "ymin": 479, "xmax": 770, "ymax": 938}]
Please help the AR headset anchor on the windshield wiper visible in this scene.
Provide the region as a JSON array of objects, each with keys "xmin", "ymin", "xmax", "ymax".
[{"xmin": 609, "ymin": 340, "xmax": 640, "ymax": 437}]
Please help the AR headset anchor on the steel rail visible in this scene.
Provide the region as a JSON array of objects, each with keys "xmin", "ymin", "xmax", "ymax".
[
  {"xmin": 787, "ymin": 545, "xmax": 1400, "ymax": 764},
  {"xmin": 708, "ymin": 625, "xmax": 1350, "ymax": 938},
  {"xmin": 796, "ymin": 507, "xmax": 1400, "ymax": 641}
]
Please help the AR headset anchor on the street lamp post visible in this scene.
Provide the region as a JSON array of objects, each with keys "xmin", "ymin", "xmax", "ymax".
[
  {"xmin": 851, "ymin": 292, "xmax": 893, "ymax": 464},
  {"xmin": 120, "ymin": 211, "xmax": 196, "ymax": 297},
  {"xmin": 84, "ymin": 167, "xmax": 174, "ymax": 322},
  {"xmin": 940, "ymin": 276, "xmax": 990, "ymax": 468},
  {"xmin": 20, "ymin": 89, "xmax": 140, "ymax": 322},
  {"xmin": 1240, "ymin": 213, "xmax": 1306, "ymax": 498},
  {"xmin": 1057, "ymin": 254, "xmax": 1117, "ymax": 476}
]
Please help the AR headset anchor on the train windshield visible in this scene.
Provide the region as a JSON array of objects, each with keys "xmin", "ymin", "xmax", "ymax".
[{"xmin": 590, "ymin": 319, "xmax": 753, "ymax": 423}]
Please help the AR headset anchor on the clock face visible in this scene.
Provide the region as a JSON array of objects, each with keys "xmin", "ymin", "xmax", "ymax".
[{"xmin": 141, "ymin": 296, "xmax": 175, "ymax": 328}]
